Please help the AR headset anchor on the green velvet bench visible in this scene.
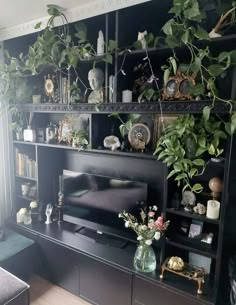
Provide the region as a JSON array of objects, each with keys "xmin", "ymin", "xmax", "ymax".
[{"xmin": 0, "ymin": 229, "xmax": 35, "ymax": 280}]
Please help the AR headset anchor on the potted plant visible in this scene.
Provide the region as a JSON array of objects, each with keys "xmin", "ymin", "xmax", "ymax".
[
  {"xmin": 71, "ymin": 129, "xmax": 89, "ymax": 149},
  {"xmin": 154, "ymin": 111, "xmax": 228, "ymax": 193}
]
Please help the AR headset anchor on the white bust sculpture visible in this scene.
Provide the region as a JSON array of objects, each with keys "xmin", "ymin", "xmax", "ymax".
[{"xmin": 88, "ymin": 68, "xmax": 104, "ymax": 104}]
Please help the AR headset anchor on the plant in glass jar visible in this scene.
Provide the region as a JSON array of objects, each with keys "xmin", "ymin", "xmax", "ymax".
[{"xmin": 119, "ymin": 206, "xmax": 169, "ymax": 273}]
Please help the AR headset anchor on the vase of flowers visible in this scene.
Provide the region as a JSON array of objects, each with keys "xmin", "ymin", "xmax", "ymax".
[{"xmin": 119, "ymin": 205, "xmax": 169, "ymax": 273}]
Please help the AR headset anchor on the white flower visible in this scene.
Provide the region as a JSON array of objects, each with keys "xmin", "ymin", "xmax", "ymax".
[
  {"xmin": 125, "ymin": 221, "xmax": 130, "ymax": 228},
  {"xmin": 137, "ymin": 235, "xmax": 143, "ymax": 241},
  {"xmin": 118, "ymin": 213, "xmax": 122, "ymax": 218},
  {"xmin": 30, "ymin": 201, "xmax": 37, "ymax": 209},
  {"xmin": 141, "ymin": 225, "xmax": 147, "ymax": 231},
  {"xmin": 19, "ymin": 208, "xmax": 27, "ymax": 215},
  {"xmin": 154, "ymin": 231, "xmax": 161, "ymax": 240},
  {"xmin": 152, "ymin": 205, "xmax": 158, "ymax": 211},
  {"xmin": 145, "ymin": 240, "xmax": 152, "ymax": 246},
  {"xmin": 134, "ymin": 223, "xmax": 138, "ymax": 227}
]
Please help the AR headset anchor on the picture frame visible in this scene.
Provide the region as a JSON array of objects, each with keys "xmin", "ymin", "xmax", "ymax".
[
  {"xmin": 188, "ymin": 220, "xmax": 203, "ymax": 239},
  {"xmin": 157, "ymin": 115, "xmax": 178, "ymax": 138},
  {"xmin": 58, "ymin": 117, "xmax": 73, "ymax": 145}
]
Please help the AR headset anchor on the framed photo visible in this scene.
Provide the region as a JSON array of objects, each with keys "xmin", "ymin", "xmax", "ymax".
[
  {"xmin": 157, "ymin": 115, "xmax": 178, "ymax": 138},
  {"xmin": 58, "ymin": 117, "xmax": 73, "ymax": 144},
  {"xmin": 188, "ymin": 220, "xmax": 203, "ymax": 239}
]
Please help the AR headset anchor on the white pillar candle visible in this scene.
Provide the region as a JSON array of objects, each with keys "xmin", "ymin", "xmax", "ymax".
[
  {"xmin": 122, "ymin": 90, "xmax": 132, "ymax": 103},
  {"xmin": 206, "ymin": 200, "xmax": 220, "ymax": 220}
]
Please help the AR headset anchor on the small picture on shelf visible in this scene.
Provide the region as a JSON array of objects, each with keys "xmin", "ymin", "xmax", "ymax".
[{"xmin": 188, "ymin": 220, "xmax": 203, "ymax": 239}]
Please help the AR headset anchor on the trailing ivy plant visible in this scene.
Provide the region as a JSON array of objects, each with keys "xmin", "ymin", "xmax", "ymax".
[
  {"xmin": 154, "ymin": 111, "xmax": 228, "ymax": 193},
  {"xmin": 109, "ymin": 113, "xmax": 141, "ymax": 138}
]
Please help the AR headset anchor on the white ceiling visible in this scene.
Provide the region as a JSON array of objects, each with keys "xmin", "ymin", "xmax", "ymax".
[
  {"xmin": 0, "ymin": 0, "xmax": 92, "ymax": 29},
  {"xmin": 0, "ymin": 0, "xmax": 151, "ymax": 41}
]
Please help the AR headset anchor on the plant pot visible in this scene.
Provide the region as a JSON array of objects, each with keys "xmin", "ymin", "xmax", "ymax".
[
  {"xmin": 32, "ymin": 94, "xmax": 41, "ymax": 104},
  {"xmin": 133, "ymin": 243, "xmax": 156, "ymax": 272}
]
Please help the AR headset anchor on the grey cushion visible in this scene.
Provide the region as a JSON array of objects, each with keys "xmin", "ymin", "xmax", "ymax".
[{"xmin": 0, "ymin": 267, "xmax": 29, "ymax": 305}]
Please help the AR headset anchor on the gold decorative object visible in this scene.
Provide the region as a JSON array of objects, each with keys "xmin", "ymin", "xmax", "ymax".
[
  {"xmin": 162, "ymin": 71, "xmax": 195, "ymax": 100},
  {"xmin": 44, "ymin": 74, "xmax": 56, "ymax": 102},
  {"xmin": 160, "ymin": 257, "xmax": 207, "ymax": 295},
  {"xmin": 167, "ymin": 256, "xmax": 185, "ymax": 271},
  {"xmin": 128, "ymin": 123, "xmax": 151, "ymax": 152},
  {"xmin": 209, "ymin": 177, "xmax": 223, "ymax": 199}
]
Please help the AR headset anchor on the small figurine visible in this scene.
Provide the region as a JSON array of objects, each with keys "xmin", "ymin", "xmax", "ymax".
[
  {"xmin": 45, "ymin": 203, "xmax": 53, "ymax": 224},
  {"xmin": 137, "ymin": 30, "xmax": 147, "ymax": 49},
  {"xmin": 97, "ymin": 30, "xmax": 105, "ymax": 56},
  {"xmin": 181, "ymin": 190, "xmax": 196, "ymax": 212}
]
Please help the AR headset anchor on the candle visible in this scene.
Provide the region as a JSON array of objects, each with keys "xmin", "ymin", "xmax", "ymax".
[
  {"xmin": 122, "ymin": 90, "xmax": 132, "ymax": 103},
  {"xmin": 206, "ymin": 200, "xmax": 220, "ymax": 220}
]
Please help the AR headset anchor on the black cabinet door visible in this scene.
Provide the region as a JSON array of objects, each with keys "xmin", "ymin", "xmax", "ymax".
[
  {"xmin": 79, "ymin": 255, "xmax": 132, "ymax": 305},
  {"xmin": 38, "ymin": 236, "xmax": 79, "ymax": 296},
  {"xmin": 133, "ymin": 276, "xmax": 206, "ymax": 305}
]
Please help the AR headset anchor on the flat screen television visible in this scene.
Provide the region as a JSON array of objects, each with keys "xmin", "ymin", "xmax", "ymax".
[{"xmin": 62, "ymin": 170, "xmax": 148, "ymax": 242}]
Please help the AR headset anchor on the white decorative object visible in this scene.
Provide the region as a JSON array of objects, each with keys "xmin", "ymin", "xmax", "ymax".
[
  {"xmin": 122, "ymin": 90, "xmax": 132, "ymax": 103},
  {"xmin": 137, "ymin": 30, "xmax": 147, "ymax": 49},
  {"xmin": 97, "ymin": 30, "xmax": 105, "ymax": 56},
  {"xmin": 206, "ymin": 200, "xmax": 220, "ymax": 220},
  {"xmin": 23, "ymin": 125, "xmax": 36, "ymax": 142},
  {"xmin": 193, "ymin": 203, "xmax": 206, "ymax": 215},
  {"xmin": 45, "ymin": 203, "xmax": 53, "ymax": 224},
  {"xmin": 109, "ymin": 75, "xmax": 115, "ymax": 103},
  {"xmin": 104, "ymin": 135, "xmax": 121, "ymax": 151},
  {"xmin": 30, "ymin": 201, "xmax": 38, "ymax": 209},
  {"xmin": 16, "ymin": 208, "xmax": 27, "ymax": 223},
  {"xmin": 181, "ymin": 190, "xmax": 196, "ymax": 212}
]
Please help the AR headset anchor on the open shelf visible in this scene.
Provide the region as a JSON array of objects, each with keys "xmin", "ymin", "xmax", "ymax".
[
  {"xmin": 166, "ymin": 208, "xmax": 220, "ymax": 225},
  {"xmin": 15, "ymin": 175, "xmax": 37, "ymax": 181},
  {"xmin": 166, "ymin": 239, "xmax": 217, "ymax": 259},
  {"xmin": 13, "ymin": 100, "xmax": 231, "ymax": 114},
  {"xmin": 16, "ymin": 194, "xmax": 36, "ymax": 201},
  {"xmin": 120, "ymin": 34, "xmax": 236, "ymax": 59}
]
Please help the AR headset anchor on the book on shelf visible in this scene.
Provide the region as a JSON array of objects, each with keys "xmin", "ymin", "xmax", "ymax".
[{"xmin": 15, "ymin": 150, "xmax": 36, "ymax": 179}]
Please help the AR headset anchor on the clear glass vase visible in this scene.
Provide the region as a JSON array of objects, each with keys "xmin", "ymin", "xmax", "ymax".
[{"xmin": 133, "ymin": 243, "xmax": 156, "ymax": 272}]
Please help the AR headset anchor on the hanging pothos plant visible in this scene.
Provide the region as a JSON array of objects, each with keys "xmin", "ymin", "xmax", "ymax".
[{"xmin": 154, "ymin": 109, "xmax": 233, "ymax": 193}]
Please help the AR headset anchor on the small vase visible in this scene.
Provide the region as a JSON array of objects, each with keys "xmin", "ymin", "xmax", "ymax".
[{"xmin": 133, "ymin": 243, "xmax": 156, "ymax": 272}]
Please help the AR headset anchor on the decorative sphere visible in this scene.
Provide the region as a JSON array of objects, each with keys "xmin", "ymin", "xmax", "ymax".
[{"xmin": 209, "ymin": 177, "xmax": 223, "ymax": 193}]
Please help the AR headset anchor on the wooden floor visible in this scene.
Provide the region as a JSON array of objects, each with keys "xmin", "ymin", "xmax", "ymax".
[{"xmin": 29, "ymin": 275, "xmax": 92, "ymax": 305}]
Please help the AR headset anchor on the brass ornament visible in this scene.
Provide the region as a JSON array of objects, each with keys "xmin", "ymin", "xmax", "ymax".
[
  {"xmin": 162, "ymin": 71, "xmax": 195, "ymax": 100},
  {"xmin": 167, "ymin": 256, "xmax": 185, "ymax": 271},
  {"xmin": 128, "ymin": 123, "xmax": 151, "ymax": 152},
  {"xmin": 44, "ymin": 74, "xmax": 56, "ymax": 102}
]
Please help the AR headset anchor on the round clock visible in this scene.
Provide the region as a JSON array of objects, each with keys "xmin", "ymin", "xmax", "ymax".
[{"xmin": 128, "ymin": 123, "xmax": 151, "ymax": 151}]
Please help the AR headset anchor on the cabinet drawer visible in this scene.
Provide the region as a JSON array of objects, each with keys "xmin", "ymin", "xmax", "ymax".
[
  {"xmin": 134, "ymin": 277, "xmax": 205, "ymax": 305},
  {"xmin": 80, "ymin": 255, "xmax": 132, "ymax": 305}
]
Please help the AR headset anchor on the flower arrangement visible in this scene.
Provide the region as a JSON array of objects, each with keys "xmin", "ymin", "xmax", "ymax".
[
  {"xmin": 119, "ymin": 205, "xmax": 169, "ymax": 245},
  {"xmin": 119, "ymin": 205, "xmax": 169, "ymax": 272}
]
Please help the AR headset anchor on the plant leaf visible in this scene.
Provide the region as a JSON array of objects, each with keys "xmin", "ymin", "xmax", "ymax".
[
  {"xmin": 164, "ymin": 69, "xmax": 170, "ymax": 86},
  {"xmin": 181, "ymin": 29, "xmax": 189, "ymax": 44},
  {"xmin": 192, "ymin": 183, "xmax": 203, "ymax": 193},
  {"xmin": 192, "ymin": 159, "xmax": 205, "ymax": 166},
  {"xmin": 203, "ymin": 106, "xmax": 211, "ymax": 121},
  {"xmin": 162, "ymin": 19, "xmax": 174, "ymax": 36},
  {"xmin": 194, "ymin": 27, "xmax": 209, "ymax": 40},
  {"xmin": 103, "ymin": 54, "xmax": 113, "ymax": 64},
  {"xmin": 208, "ymin": 64, "xmax": 225, "ymax": 77}
]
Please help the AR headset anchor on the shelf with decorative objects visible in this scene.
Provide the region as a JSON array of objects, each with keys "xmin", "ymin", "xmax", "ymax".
[{"xmin": 13, "ymin": 100, "xmax": 231, "ymax": 114}]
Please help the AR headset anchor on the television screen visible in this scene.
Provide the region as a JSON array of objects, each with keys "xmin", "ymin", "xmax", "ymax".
[{"xmin": 62, "ymin": 170, "xmax": 148, "ymax": 240}]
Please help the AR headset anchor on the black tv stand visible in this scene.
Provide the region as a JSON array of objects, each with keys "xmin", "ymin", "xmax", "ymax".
[{"xmin": 75, "ymin": 227, "xmax": 128, "ymax": 249}]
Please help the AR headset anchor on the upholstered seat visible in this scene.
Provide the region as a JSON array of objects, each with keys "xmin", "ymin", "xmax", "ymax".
[{"xmin": 0, "ymin": 267, "xmax": 30, "ymax": 305}]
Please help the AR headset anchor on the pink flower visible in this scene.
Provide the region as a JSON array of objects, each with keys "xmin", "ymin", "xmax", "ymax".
[
  {"xmin": 155, "ymin": 216, "xmax": 163, "ymax": 230},
  {"xmin": 148, "ymin": 211, "xmax": 155, "ymax": 217}
]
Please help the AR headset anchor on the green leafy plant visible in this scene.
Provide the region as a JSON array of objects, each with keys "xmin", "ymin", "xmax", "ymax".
[
  {"xmin": 71, "ymin": 129, "xmax": 89, "ymax": 149},
  {"xmin": 154, "ymin": 111, "xmax": 229, "ymax": 193},
  {"xmin": 109, "ymin": 113, "xmax": 141, "ymax": 138}
]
